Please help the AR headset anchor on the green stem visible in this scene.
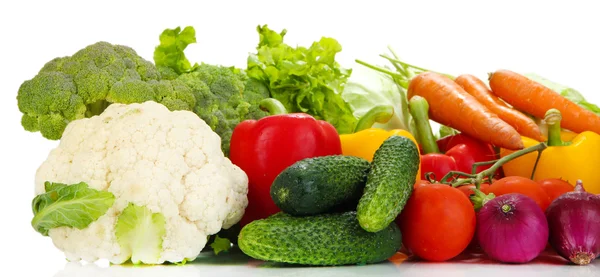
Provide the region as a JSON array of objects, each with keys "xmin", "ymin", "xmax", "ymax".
[
  {"xmin": 443, "ymin": 142, "xmax": 548, "ymax": 187},
  {"xmin": 545, "ymin": 109, "xmax": 570, "ymax": 146},
  {"xmin": 353, "ymin": 105, "xmax": 395, "ymax": 132},
  {"xmin": 471, "ymin": 159, "xmax": 499, "ymax": 174},
  {"xmin": 386, "ymin": 46, "xmax": 408, "ymax": 76},
  {"xmin": 409, "ymin": 96, "xmax": 440, "ymax": 154},
  {"xmin": 259, "ymin": 98, "xmax": 288, "ymax": 115},
  {"xmin": 530, "ymin": 148, "xmax": 543, "ymax": 179},
  {"xmin": 379, "ymin": 55, "xmax": 455, "ymax": 80},
  {"xmin": 451, "ymin": 178, "xmax": 476, "ymax": 188},
  {"xmin": 443, "ymin": 171, "xmax": 477, "ymax": 185},
  {"xmin": 470, "ymin": 189, "xmax": 495, "ymax": 211},
  {"xmin": 355, "ymin": 59, "xmax": 405, "ymax": 81}
]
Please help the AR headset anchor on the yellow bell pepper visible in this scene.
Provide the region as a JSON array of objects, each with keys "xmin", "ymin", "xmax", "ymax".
[
  {"xmin": 500, "ymin": 109, "xmax": 600, "ymax": 194},
  {"xmin": 340, "ymin": 128, "xmax": 421, "ymax": 181}
]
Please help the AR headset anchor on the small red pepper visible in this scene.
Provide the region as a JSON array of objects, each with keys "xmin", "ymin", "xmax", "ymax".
[
  {"xmin": 229, "ymin": 99, "xmax": 342, "ymax": 226},
  {"xmin": 409, "ymin": 96, "xmax": 498, "ymax": 182}
]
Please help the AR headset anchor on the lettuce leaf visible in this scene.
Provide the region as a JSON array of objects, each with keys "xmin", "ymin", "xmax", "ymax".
[
  {"xmin": 341, "ymin": 65, "xmax": 415, "ymax": 133},
  {"xmin": 154, "ymin": 26, "xmax": 198, "ymax": 75},
  {"xmin": 247, "ymin": 25, "xmax": 357, "ymax": 134},
  {"xmin": 31, "ymin": 182, "xmax": 115, "ymax": 236},
  {"xmin": 525, "ymin": 73, "xmax": 600, "ymax": 115},
  {"xmin": 115, "ymin": 203, "xmax": 166, "ymax": 265}
]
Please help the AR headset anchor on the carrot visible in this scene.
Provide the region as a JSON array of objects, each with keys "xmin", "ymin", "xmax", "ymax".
[
  {"xmin": 455, "ymin": 74, "xmax": 546, "ymax": 142},
  {"xmin": 489, "ymin": 69, "xmax": 600, "ymax": 135},
  {"xmin": 407, "ymin": 71, "xmax": 524, "ymax": 150}
]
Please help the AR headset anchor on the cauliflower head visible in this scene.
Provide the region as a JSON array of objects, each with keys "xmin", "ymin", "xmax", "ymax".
[{"xmin": 34, "ymin": 101, "xmax": 248, "ymax": 264}]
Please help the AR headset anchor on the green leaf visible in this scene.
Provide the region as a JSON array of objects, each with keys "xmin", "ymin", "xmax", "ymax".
[
  {"xmin": 210, "ymin": 235, "xmax": 232, "ymax": 255},
  {"xmin": 115, "ymin": 203, "xmax": 166, "ymax": 265},
  {"xmin": 525, "ymin": 73, "xmax": 600, "ymax": 115},
  {"xmin": 154, "ymin": 26, "xmax": 199, "ymax": 75},
  {"xmin": 438, "ymin": 125, "xmax": 460, "ymax": 139},
  {"xmin": 247, "ymin": 25, "xmax": 357, "ymax": 134},
  {"xmin": 31, "ymin": 182, "xmax": 115, "ymax": 236}
]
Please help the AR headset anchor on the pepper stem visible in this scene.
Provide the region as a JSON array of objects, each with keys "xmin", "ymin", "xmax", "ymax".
[
  {"xmin": 545, "ymin": 109, "xmax": 570, "ymax": 146},
  {"xmin": 409, "ymin": 96, "xmax": 440, "ymax": 154},
  {"xmin": 353, "ymin": 105, "xmax": 395, "ymax": 132},
  {"xmin": 259, "ymin": 98, "xmax": 288, "ymax": 115}
]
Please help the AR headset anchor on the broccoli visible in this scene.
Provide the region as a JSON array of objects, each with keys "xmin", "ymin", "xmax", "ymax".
[
  {"xmin": 17, "ymin": 26, "xmax": 271, "ymax": 156},
  {"xmin": 154, "ymin": 26, "xmax": 271, "ymax": 155},
  {"xmin": 175, "ymin": 64, "xmax": 270, "ymax": 155},
  {"xmin": 16, "ymin": 42, "xmax": 197, "ymax": 140}
]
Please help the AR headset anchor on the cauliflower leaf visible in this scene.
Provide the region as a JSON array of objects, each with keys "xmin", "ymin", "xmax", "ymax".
[
  {"xmin": 115, "ymin": 203, "xmax": 167, "ymax": 265},
  {"xmin": 31, "ymin": 182, "xmax": 115, "ymax": 236}
]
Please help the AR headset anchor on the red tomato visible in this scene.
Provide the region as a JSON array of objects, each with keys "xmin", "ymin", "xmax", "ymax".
[
  {"xmin": 413, "ymin": 180, "xmax": 431, "ymax": 189},
  {"xmin": 485, "ymin": 176, "xmax": 551, "ymax": 211},
  {"xmin": 397, "ymin": 183, "xmax": 476, "ymax": 262},
  {"xmin": 538, "ymin": 178, "xmax": 574, "ymax": 203},
  {"xmin": 457, "ymin": 183, "xmax": 491, "ymax": 199}
]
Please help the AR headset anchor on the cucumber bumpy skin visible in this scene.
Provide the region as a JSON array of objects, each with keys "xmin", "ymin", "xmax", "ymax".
[
  {"xmin": 238, "ymin": 212, "xmax": 402, "ymax": 266},
  {"xmin": 357, "ymin": 135, "xmax": 420, "ymax": 232},
  {"xmin": 270, "ymin": 155, "xmax": 370, "ymax": 216}
]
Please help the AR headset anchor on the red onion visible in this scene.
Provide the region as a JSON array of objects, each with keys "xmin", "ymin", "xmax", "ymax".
[
  {"xmin": 477, "ymin": 193, "xmax": 549, "ymax": 263},
  {"xmin": 546, "ymin": 180, "xmax": 600, "ymax": 265}
]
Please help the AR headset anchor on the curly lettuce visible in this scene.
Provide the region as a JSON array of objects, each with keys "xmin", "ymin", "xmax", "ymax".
[{"xmin": 247, "ymin": 25, "xmax": 357, "ymax": 134}]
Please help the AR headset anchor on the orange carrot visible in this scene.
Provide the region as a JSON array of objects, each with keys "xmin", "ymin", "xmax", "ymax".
[
  {"xmin": 408, "ymin": 72, "xmax": 524, "ymax": 150},
  {"xmin": 455, "ymin": 74, "xmax": 546, "ymax": 142},
  {"xmin": 489, "ymin": 69, "xmax": 600, "ymax": 135}
]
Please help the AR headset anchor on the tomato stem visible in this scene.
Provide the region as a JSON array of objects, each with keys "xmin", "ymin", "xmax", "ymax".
[
  {"xmin": 470, "ymin": 189, "xmax": 495, "ymax": 211},
  {"xmin": 443, "ymin": 142, "xmax": 548, "ymax": 187},
  {"xmin": 471, "ymin": 159, "xmax": 499, "ymax": 174}
]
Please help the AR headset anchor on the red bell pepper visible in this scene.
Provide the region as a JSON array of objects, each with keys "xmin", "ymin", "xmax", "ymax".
[
  {"xmin": 409, "ymin": 96, "xmax": 498, "ymax": 182},
  {"xmin": 229, "ymin": 99, "xmax": 342, "ymax": 226}
]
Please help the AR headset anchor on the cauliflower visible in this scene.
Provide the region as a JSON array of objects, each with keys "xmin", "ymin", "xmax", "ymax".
[{"xmin": 33, "ymin": 101, "xmax": 248, "ymax": 265}]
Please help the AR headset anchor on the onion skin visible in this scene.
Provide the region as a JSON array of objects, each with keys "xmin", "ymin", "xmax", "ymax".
[
  {"xmin": 546, "ymin": 180, "xmax": 600, "ymax": 265},
  {"xmin": 477, "ymin": 193, "xmax": 549, "ymax": 263}
]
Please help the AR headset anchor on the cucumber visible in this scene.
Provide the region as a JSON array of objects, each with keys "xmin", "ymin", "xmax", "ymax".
[
  {"xmin": 357, "ymin": 135, "xmax": 420, "ymax": 232},
  {"xmin": 270, "ymin": 155, "xmax": 370, "ymax": 216},
  {"xmin": 238, "ymin": 211, "xmax": 402, "ymax": 266}
]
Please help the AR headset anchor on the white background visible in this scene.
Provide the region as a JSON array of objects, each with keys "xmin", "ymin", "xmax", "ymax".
[{"xmin": 1, "ymin": 0, "xmax": 599, "ymax": 276}]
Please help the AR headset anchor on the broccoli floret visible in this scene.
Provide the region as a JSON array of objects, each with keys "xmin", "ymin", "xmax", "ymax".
[
  {"xmin": 176, "ymin": 64, "xmax": 270, "ymax": 155},
  {"xmin": 16, "ymin": 42, "xmax": 196, "ymax": 140}
]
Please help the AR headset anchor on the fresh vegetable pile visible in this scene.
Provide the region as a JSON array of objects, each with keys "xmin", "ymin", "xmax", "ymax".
[{"xmin": 18, "ymin": 25, "xmax": 600, "ymax": 267}]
